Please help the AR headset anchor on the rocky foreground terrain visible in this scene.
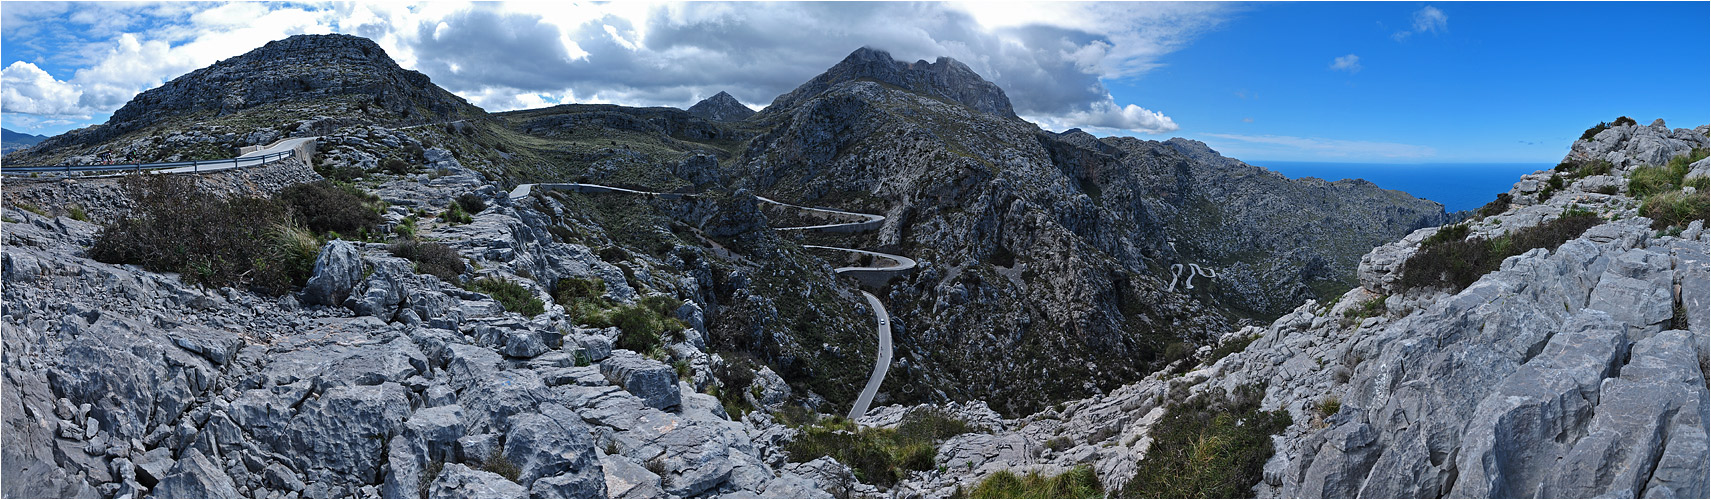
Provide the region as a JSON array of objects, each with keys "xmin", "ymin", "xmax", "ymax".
[{"xmin": 3, "ymin": 33, "xmax": 1705, "ymax": 499}]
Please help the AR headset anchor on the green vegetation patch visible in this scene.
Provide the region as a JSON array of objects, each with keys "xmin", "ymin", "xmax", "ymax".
[
  {"xmin": 574, "ymin": 293, "xmax": 685, "ymax": 354},
  {"xmin": 970, "ymin": 465, "xmax": 1103, "ymax": 499},
  {"xmin": 1641, "ymin": 190, "xmax": 1709, "ymax": 232},
  {"xmin": 785, "ymin": 408, "xmax": 977, "ymax": 487},
  {"xmin": 278, "ymin": 180, "xmax": 384, "ymax": 235},
  {"xmin": 389, "ymin": 239, "xmax": 465, "ymax": 283},
  {"xmin": 90, "ymin": 174, "xmax": 318, "ymax": 295},
  {"xmin": 1120, "ymin": 385, "xmax": 1291, "ymax": 498},
  {"xmin": 1399, "ymin": 212, "xmax": 1602, "ymax": 291},
  {"xmin": 468, "ymin": 276, "xmax": 545, "ymax": 316}
]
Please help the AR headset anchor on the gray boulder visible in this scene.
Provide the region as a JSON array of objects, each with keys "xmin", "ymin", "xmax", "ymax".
[
  {"xmin": 302, "ymin": 240, "xmax": 364, "ymax": 306},
  {"xmin": 601, "ymin": 454, "xmax": 664, "ymax": 499},
  {"xmin": 500, "ymin": 409, "xmax": 604, "ymax": 496},
  {"xmin": 426, "ymin": 463, "xmax": 527, "ymax": 499},
  {"xmin": 599, "ymin": 350, "xmax": 681, "ymax": 411},
  {"xmin": 152, "ymin": 449, "xmax": 238, "ymax": 498}
]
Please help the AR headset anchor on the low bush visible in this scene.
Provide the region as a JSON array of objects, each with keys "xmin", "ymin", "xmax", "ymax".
[
  {"xmin": 381, "ymin": 157, "xmax": 413, "ymax": 175},
  {"xmin": 1399, "ymin": 212, "xmax": 1602, "ymax": 291},
  {"xmin": 389, "ymin": 239, "xmax": 465, "ymax": 282},
  {"xmin": 1579, "ymin": 122, "xmax": 1609, "ymax": 141},
  {"xmin": 1640, "ymin": 190, "xmax": 1709, "ymax": 231},
  {"xmin": 1574, "ymin": 159, "xmax": 1612, "ymax": 178},
  {"xmin": 1120, "ymin": 385, "xmax": 1292, "ymax": 498},
  {"xmin": 607, "ymin": 296, "xmax": 687, "ymax": 352},
  {"xmin": 971, "ymin": 465, "xmax": 1102, "ymax": 499},
  {"xmin": 785, "ymin": 409, "xmax": 973, "ymax": 487},
  {"xmin": 278, "ymin": 180, "xmax": 383, "ymax": 235},
  {"xmin": 66, "ymin": 204, "xmax": 88, "ymax": 222},
  {"xmin": 468, "ymin": 277, "xmax": 545, "ymax": 316},
  {"xmin": 90, "ymin": 174, "xmax": 313, "ymax": 294},
  {"xmin": 1475, "ymin": 193, "xmax": 1512, "ymax": 218},
  {"xmin": 455, "ymin": 192, "xmax": 487, "ymax": 214},
  {"xmin": 440, "ymin": 201, "xmax": 473, "ymax": 225}
]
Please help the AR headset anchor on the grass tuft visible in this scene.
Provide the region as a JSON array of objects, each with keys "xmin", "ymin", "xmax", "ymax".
[
  {"xmin": 468, "ymin": 276, "xmax": 545, "ymax": 316},
  {"xmin": 970, "ymin": 465, "xmax": 1102, "ymax": 499}
]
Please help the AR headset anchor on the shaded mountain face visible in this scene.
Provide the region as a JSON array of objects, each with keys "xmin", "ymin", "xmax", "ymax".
[
  {"xmin": 11, "ymin": 34, "xmax": 481, "ymax": 164},
  {"xmin": 731, "ymin": 47, "xmax": 1445, "ymax": 415},
  {"xmin": 2, "ymin": 128, "xmax": 47, "ymax": 154},
  {"xmin": 687, "ymin": 91, "xmax": 757, "ymax": 122},
  {"xmin": 763, "ymin": 47, "xmax": 1017, "ymax": 120}
]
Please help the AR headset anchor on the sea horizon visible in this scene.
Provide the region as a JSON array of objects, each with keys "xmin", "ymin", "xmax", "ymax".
[{"xmin": 1250, "ymin": 160, "xmax": 1555, "ymax": 213}]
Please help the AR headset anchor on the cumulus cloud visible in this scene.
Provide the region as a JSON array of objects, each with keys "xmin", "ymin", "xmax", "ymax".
[
  {"xmin": 2, "ymin": 61, "xmax": 84, "ymax": 116},
  {"xmin": 1035, "ymin": 100, "xmax": 1178, "ymax": 134},
  {"xmin": 2, "ymin": 1, "xmax": 1229, "ymax": 135},
  {"xmin": 1392, "ymin": 6, "xmax": 1447, "ymax": 41},
  {"xmin": 1203, "ymin": 133, "xmax": 1436, "ymax": 159},
  {"xmin": 1330, "ymin": 54, "xmax": 1362, "ymax": 73}
]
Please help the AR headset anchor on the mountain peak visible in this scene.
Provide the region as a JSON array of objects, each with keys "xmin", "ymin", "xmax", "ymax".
[
  {"xmin": 104, "ymin": 33, "xmax": 475, "ymax": 134},
  {"xmin": 765, "ymin": 46, "xmax": 1017, "ymax": 119},
  {"xmin": 686, "ymin": 91, "xmax": 755, "ymax": 121}
]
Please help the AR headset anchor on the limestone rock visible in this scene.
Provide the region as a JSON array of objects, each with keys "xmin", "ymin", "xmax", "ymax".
[{"xmin": 599, "ymin": 350, "xmax": 682, "ymax": 411}]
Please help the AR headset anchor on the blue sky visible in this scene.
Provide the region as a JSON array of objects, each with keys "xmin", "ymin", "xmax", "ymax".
[
  {"xmin": 1131, "ymin": 2, "xmax": 1711, "ymax": 163},
  {"xmin": 3, "ymin": 2, "xmax": 1706, "ymax": 165}
]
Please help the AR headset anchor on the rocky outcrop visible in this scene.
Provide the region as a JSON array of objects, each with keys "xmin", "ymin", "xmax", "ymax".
[
  {"xmin": 0, "ymin": 176, "xmax": 829, "ymax": 498},
  {"xmin": 873, "ymin": 121, "xmax": 1708, "ymax": 499},
  {"xmin": 687, "ymin": 91, "xmax": 757, "ymax": 122}
]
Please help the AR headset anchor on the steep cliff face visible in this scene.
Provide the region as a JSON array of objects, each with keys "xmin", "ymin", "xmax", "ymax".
[{"xmin": 733, "ymin": 47, "xmax": 1447, "ymax": 415}]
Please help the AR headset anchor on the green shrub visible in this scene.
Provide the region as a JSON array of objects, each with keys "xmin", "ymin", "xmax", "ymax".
[
  {"xmin": 381, "ymin": 157, "xmax": 413, "ymax": 175},
  {"xmin": 278, "ymin": 180, "xmax": 383, "ymax": 235},
  {"xmin": 389, "ymin": 239, "xmax": 466, "ymax": 282},
  {"xmin": 66, "ymin": 204, "xmax": 88, "ymax": 222},
  {"xmin": 90, "ymin": 174, "xmax": 312, "ymax": 294},
  {"xmin": 1204, "ymin": 334, "xmax": 1257, "ymax": 366},
  {"xmin": 1612, "ymin": 116, "xmax": 1637, "ymax": 127},
  {"xmin": 1687, "ymin": 176, "xmax": 1710, "ymax": 192},
  {"xmin": 606, "ymin": 297, "xmax": 687, "ymax": 352},
  {"xmin": 1399, "ymin": 213, "xmax": 1602, "ymax": 291},
  {"xmin": 1475, "ymin": 193, "xmax": 1512, "ymax": 218},
  {"xmin": 1640, "ymin": 190, "xmax": 1709, "ymax": 231},
  {"xmin": 455, "ymin": 193, "xmax": 488, "ymax": 214},
  {"xmin": 440, "ymin": 201, "xmax": 473, "ymax": 225},
  {"xmin": 1120, "ymin": 385, "xmax": 1291, "ymax": 498},
  {"xmin": 971, "ymin": 466, "xmax": 1102, "ymax": 499},
  {"xmin": 469, "ymin": 277, "xmax": 545, "ymax": 316},
  {"xmin": 1343, "ymin": 295, "xmax": 1386, "ymax": 321}
]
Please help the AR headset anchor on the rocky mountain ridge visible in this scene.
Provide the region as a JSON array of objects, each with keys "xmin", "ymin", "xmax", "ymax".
[{"xmin": 687, "ymin": 92, "xmax": 757, "ymax": 122}]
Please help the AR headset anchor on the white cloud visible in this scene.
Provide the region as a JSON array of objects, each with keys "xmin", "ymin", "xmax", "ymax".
[
  {"xmin": 1030, "ymin": 100, "xmax": 1178, "ymax": 134},
  {"xmin": 1203, "ymin": 133, "xmax": 1436, "ymax": 159},
  {"xmin": 1, "ymin": 61, "xmax": 84, "ymax": 116},
  {"xmin": 1392, "ymin": 6, "xmax": 1447, "ymax": 41},
  {"xmin": 1330, "ymin": 54, "xmax": 1361, "ymax": 73}
]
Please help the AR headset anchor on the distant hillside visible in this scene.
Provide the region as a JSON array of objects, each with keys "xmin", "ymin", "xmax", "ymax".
[{"xmin": 1, "ymin": 128, "xmax": 47, "ymax": 154}]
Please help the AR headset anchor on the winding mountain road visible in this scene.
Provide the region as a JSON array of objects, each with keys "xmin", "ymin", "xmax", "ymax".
[{"xmin": 513, "ymin": 183, "xmax": 913, "ymax": 420}]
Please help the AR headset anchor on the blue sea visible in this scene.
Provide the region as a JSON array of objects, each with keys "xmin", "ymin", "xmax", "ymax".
[{"xmin": 1250, "ymin": 161, "xmax": 1555, "ymax": 213}]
